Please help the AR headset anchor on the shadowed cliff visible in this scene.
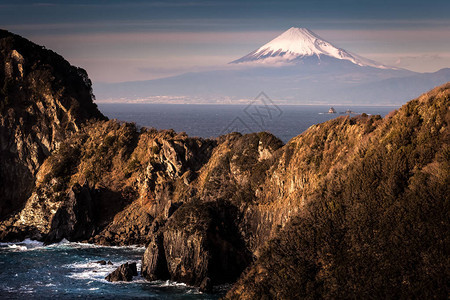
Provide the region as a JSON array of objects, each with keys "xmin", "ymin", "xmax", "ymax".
[{"xmin": 226, "ymin": 83, "xmax": 449, "ymax": 299}]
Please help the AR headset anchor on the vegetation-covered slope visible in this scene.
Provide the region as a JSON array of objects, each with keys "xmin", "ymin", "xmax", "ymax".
[{"xmin": 226, "ymin": 83, "xmax": 449, "ymax": 299}]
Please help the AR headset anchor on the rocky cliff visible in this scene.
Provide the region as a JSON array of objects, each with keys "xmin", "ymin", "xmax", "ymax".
[
  {"xmin": 226, "ymin": 83, "xmax": 449, "ymax": 299},
  {"xmin": 0, "ymin": 29, "xmax": 104, "ymax": 219},
  {"xmin": 0, "ymin": 31, "xmax": 448, "ymax": 298}
]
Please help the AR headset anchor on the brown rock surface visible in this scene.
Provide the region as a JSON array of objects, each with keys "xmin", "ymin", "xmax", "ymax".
[
  {"xmin": 105, "ymin": 262, "xmax": 138, "ymax": 282},
  {"xmin": 142, "ymin": 200, "xmax": 252, "ymax": 287},
  {"xmin": 225, "ymin": 83, "xmax": 450, "ymax": 299},
  {"xmin": 0, "ymin": 29, "xmax": 105, "ymax": 220}
]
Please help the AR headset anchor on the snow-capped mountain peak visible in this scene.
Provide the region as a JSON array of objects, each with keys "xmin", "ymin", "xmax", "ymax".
[{"xmin": 231, "ymin": 27, "xmax": 392, "ymax": 69}]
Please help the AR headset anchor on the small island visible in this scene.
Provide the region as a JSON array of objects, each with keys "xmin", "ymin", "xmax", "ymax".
[{"xmin": 341, "ymin": 109, "xmax": 357, "ymax": 114}]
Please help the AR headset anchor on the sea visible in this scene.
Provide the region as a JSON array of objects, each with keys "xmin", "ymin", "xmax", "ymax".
[
  {"xmin": 97, "ymin": 104, "xmax": 397, "ymax": 143},
  {"xmin": 0, "ymin": 104, "xmax": 397, "ymax": 299},
  {"xmin": 0, "ymin": 240, "xmax": 221, "ymax": 299}
]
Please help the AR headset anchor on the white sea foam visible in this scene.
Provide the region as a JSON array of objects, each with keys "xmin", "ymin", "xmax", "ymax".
[
  {"xmin": 0, "ymin": 239, "xmax": 145, "ymax": 252},
  {"xmin": 63, "ymin": 260, "xmax": 139, "ymax": 270},
  {"xmin": 148, "ymin": 280, "xmax": 203, "ymax": 295},
  {"xmin": 163, "ymin": 280, "xmax": 187, "ymax": 287},
  {"xmin": 0, "ymin": 239, "xmax": 44, "ymax": 251},
  {"xmin": 68, "ymin": 270, "xmax": 105, "ymax": 280},
  {"xmin": 18, "ymin": 285, "xmax": 35, "ymax": 293},
  {"xmin": 49, "ymin": 240, "xmax": 145, "ymax": 251},
  {"xmin": 0, "ymin": 240, "xmax": 198, "ymax": 297},
  {"xmin": 7, "ymin": 244, "xmax": 28, "ymax": 251},
  {"xmin": 65, "ymin": 260, "xmax": 142, "ymax": 283},
  {"xmin": 151, "ymin": 280, "xmax": 188, "ymax": 287},
  {"xmin": 44, "ymin": 283, "xmax": 56, "ymax": 287}
]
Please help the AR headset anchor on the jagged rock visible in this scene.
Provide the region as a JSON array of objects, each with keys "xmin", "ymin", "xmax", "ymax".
[
  {"xmin": 96, "ymin": 260, "xmax": 106, "ymax": 265},
  {"xmin": 105, "ymin": 262, "xmax": 138, "ymax": 282},
  {"xmin": 142, "ymin": 200, "xmax": 252, "ymax": 288},
  {"xmin": 199, "ymin": 277, "xmax": 213, "ymax": 293},
  {"xmin": 167, "ymin": 202, "xmax": 182, "ymax": 218},
  {"xmin": 0, "ymin": 118, "xmax": 216, "ymax": 244},
  {"xmin": 141, "ymin": 233, "xmax": 169, "ymax": 281},
  {"xmin": 0, "ymin": 29, "xmax": 105, "ymax": 219},
  {"xmin": 44, "ymin": 182, "xmax": 96, "ymax": 243}
]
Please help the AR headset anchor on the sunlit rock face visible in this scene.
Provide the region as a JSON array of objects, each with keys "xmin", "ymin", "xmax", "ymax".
[{"xmin": 0, "ymin": 29, "xmax": 105, "ymax": 219}]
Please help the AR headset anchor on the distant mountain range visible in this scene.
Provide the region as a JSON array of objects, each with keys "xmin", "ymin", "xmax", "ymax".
[{"xmin": 94, "ymin": 27, "xmax": 450, "ymax": 105}]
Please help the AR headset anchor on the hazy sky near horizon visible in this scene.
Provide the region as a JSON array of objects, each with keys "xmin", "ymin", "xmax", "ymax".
[{"xmin": 1, "ymin": 0, "xmax": 450, "ymax": 83}]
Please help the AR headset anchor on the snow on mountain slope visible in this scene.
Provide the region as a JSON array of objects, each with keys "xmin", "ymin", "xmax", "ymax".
[{"xmin": 231, "ymin": 27, "xmax": 394, "ymax": 69}]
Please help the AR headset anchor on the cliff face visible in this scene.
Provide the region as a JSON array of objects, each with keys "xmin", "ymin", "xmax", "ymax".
[
  {"xmin": 226, "ymin": 83, "xmax": 449, "ymax": 299},
  {"xmin": 0, "ymin": 30, "xmax": 104, "ymax": 219},
  {"xmin": 0, "ymin": 120, "xmax": 215, "ymax": 242},
  {"xmin": 237, "ymin": 115, "xmax": 380, "ymax": 256},
  {"xmin": 142, "ymin": 132, "xmax": 283, "ymax": 288},
  {"xmin": 1, "ymin": 31, "xmax": 448, "ymax": 297}
]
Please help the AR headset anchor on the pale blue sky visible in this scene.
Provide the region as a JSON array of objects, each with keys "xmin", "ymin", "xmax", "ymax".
[{"xmin": 1, "ymin": 0, "xmax": 449, "ymax": 82}]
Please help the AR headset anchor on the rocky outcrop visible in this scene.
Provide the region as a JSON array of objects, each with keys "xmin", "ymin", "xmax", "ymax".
[
  {"xmin": 0, "ymin": 180, "xmax": 97, "ymax": 242},
  {"xmin": 105, "ymin": 262, "xmax": 138, "ymax": 282},
  {"xmin": 0, "ymin": 121, "xmax": 217, "ymax": 243},
  {"xmin": 1, "ymin": 30, "xmax": 448, "ymax": 297},
  {"xmin": 239, "ymin": 114, "xmax": 377, "ymax": 256},
  {"xmin": 141, "ymin": 232, "xmax": 170, "ymax": 281},
  {"xmin": 139, "ymin": 132, "xmax": 284, "ymax": 289},
  {"xmin": 95, "ymin": 260, "xmax": 112, "ymax": 265},
  {"xmin": 225, "ymin": 83, "xmax": 450, "ymax": 299},
  {"xmin": 0, "ymin": 29, "xmax": 105, "ymax": 219},
  {"xmin": 44, "ymin": 182, "xmax": 96, "ymax": 243},
  {"xmin": 142, "ymin": 200, "xmax": 252, "ymax": 288}
]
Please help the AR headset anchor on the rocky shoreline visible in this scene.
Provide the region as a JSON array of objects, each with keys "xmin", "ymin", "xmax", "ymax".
[{"xmin": 1, "ymin": 29, "xmax": 448, "ymax": 298}]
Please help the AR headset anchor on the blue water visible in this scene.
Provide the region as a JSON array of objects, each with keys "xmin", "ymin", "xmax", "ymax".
[
  {"xmin": 97, "ymin": 104, "xmax": 398, "ymax": 143},
  {"xmin": 0, "ymin": 240, "xmax": 220, "ymax": 299}
]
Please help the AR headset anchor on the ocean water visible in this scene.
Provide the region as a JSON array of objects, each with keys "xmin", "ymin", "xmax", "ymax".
[
  {"xmin": 97, "ymin": 104, "xmax": 398, "ymax": 143},
  {"xmin": 0, "ymin": 240, "xmax": 220, "ymax": 299}
]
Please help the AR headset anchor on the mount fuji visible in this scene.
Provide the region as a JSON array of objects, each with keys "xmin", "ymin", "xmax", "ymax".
[
  {"xmin": 231, "ymin": 27, "xmax": 391, "ymax": 69},
  {"xmin": 95, "ymin": 27, "xmax": 450, "ymax": 105}
]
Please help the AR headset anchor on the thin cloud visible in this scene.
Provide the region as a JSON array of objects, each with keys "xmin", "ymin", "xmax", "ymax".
[
  {"xmin": 394, "ymin": 54, "xmax": 449, "ymax": 68},
  {"xmin": 29, "ymin": 31, "xmax": 280, "ymax": 45},
  {"xmin": 317, "ymin": 28, "xmax": 450, "ymax": 43}
]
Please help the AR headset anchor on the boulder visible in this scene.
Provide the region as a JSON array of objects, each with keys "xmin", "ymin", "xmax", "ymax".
[{"xmin": 105, "ymin": 262, "xmax": 138, "ymax": 282}]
